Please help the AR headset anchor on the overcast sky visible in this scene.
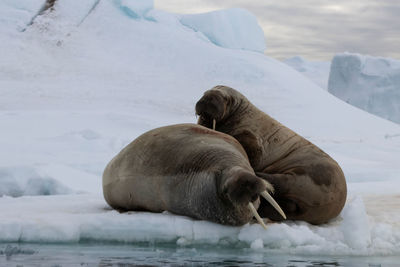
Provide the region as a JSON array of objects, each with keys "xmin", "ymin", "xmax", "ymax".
[{"xmin": 154, "ymin": 0, "xmax": 400, "ymax": 61}]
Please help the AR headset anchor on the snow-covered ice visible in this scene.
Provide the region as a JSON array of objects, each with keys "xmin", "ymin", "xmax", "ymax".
[
  {"xmin": 1, "ymin": 194, "xmax": 399, "ymax": 255},
  {"xmin": 0, "ymin": 166, "xmax": 72, "ymax": 197},
  {"xmin": 180, "ymin": 8, "xmax": 266, "ymax": 53},
  {"xmin": 0, "ymin": 0, "xmax": 400, "ymax": 257},
  {"xmin": 0, "ymin": 0, "xmax": 45, "ymax": 32},
  {"xmin": 284, "ymin": 56, "xmax": 331, "ymax": 89},
  {"xmin": 115, "ymin": 0, "xmax": 154, "ymax": 20},
  {"xmin": 328, "ymin": 52, "xmax": 400, "ymax": 124}
]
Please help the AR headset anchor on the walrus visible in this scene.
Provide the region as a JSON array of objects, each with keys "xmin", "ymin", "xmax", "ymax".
[
  {"xmin": 195, "ymin": 86, "xmax": 347, "ymax": 224},
  {"xmin": 103, "ymin": 124, "xmax": 285, "ymax": 228}
]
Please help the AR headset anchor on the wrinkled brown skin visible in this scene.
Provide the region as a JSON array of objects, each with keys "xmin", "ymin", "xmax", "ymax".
[
  {"xmin": 195, "ymin": 86, "xmax": 347, "ymax": 225},
  {"xmin": 103, "ymin": 123, "xmax": 272, "ymax": 226}
]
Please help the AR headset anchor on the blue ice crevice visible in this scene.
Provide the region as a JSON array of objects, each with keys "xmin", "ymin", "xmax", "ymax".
[{"xmin": 112, "ymin": 0, "xmax": 155, "ymax": 21}]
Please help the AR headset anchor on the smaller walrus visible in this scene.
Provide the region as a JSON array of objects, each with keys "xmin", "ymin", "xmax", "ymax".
[
  {"xmin": 103, "ymin": 124, "xmax": 285, "ymax": 227},
  {"xmin": 195, "ymin": 86, "xmax": 347, "ymax": 224}
]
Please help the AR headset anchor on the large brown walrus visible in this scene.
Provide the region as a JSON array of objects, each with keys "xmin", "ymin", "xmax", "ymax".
[
  {"xmin": 195, "ymin": 86, "xmax": 347, "ymax": 224},
  {"xmin": 103, "ymin": 123, "xmax": 285, "ymax": 227}
]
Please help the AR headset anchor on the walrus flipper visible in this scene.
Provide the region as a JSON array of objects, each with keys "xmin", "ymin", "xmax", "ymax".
[{"xmin": 255, "ymin": 171, "xmax": 345, "ymax": 224}]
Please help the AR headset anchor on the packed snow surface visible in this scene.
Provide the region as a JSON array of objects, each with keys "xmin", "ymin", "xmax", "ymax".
[
  {"xmin": 328, "ymin": 53, "xmax": 400, "ymax": 124},
  {"xmin": 0, "ymin": 0, "xmax": 45, "ymax": 32},
  {"xmin": 1, "ymin": 194, "xmax": 399, "ymax": 256},
  {"xmin": 284, "ymin": 56, "xmax": 331, "ymax": 89},
  {"xmin": 1, "ymin": 0, "xmax": 400, "ymax": 256},
  {"xmin": 180, "ymin": 8, "xmax": 266, "ymax": 53}
]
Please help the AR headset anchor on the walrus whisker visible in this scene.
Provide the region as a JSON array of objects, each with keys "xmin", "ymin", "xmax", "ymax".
[
  {"xmin": 248, "ymin": 202, "xmax": 267, "ymax": 229},
  {"xmin": 260, "ymin": 191, "xmax": 287, "ymax": 219},
  {"xmin": 213, "ymin": 119, "xmax": 216, "ymax": 130}
]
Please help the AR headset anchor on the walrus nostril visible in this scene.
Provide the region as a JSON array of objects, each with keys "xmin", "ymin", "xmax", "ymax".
[{"xmin": 250, "ymin": 194, "xmax": 258, "ymax": 202}]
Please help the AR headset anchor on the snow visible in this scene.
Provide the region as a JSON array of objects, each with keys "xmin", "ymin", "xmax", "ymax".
[
  {"xmin": 0, "ymin": 194, "xmax": 399, "ymax": 255},
  {"xmin": 284, "ymin": 56, "xmax": 331, "ymax": 89},
  {"xmin": 0, "ymin": 0, "xmax": 400, "ymax": 257},
  {"xmin": 115, "ymin": 0, "xmax": 154, "ymax": 20},
  {"xmin": 0, "ymin": 0, "xmax": 45, "ymax": 32},
  {"xmin": 328, "ymin": 53, "xmax": 400, "ymax": 124},
  {"xmin": 0, "ymin": 167, "xmax": 72, "ymax": 197},
  {"xmin": 180, "ymin": 8, "xmax": 266, "ymax": 53}
]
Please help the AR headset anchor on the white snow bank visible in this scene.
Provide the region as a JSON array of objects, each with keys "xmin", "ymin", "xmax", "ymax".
[
  {"xmin": 328, "ymin": 53, "xmax": 400, "ymax": 124},
  {"xmin": 0, "ymin": 167, "xmax": 72, "ymax": 197},
  {"xmin": 284, "ymin": 56, "xmax": 330, "ymax": 89},
  {"xmin": 0, "ymin": 194, "xmax": 399, "ymax": 256},
  {"xmin": 180, "ymin": 8, "xmax": 266, "ymax": 53}
]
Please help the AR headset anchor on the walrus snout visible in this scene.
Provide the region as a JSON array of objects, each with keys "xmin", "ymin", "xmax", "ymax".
[
  {"xmin": 222, "ymin": 172, "xmax": 268, "ymax": 205},
  {"xmin": 195, "ymin": 91, "xmax": 227, "ymax": 127},
  {"xmin": 221, "ymin": 171, "xmax": 286, "ymax": 229}
]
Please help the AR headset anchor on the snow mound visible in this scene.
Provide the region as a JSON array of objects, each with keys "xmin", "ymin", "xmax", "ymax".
[
  {"xmin": 328, "ymin": 53, "xmax": 400, "ymax": 124},
  {"xmin": 0, "ymin": 0, "xmax": 45, "ymax": 32},
  {"xmin": 180, "ymin": 8, "xmax": 266, "ymax": 53},
  {"xmin": 0, "ymin": 194, "xmax": 399, "ymax": 256},
  {"xmin": 284, "ymin": 56, "xmax": 331, "ymax": 89},
  {"xmin": 26, "ymin": 0, "xmax": 101, "ymax": 43},
  {"xmin": 0, "ymin": 166, "xmax": 72, "ymax": 197}
]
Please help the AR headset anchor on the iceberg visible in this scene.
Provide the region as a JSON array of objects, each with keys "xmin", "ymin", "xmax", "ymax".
[
  {"xmin": 180, "ymin": 8, "xmax": 266, "ymax": 53},
  {"xmin": 328, "ymin": 53, "xmax": 400, "ymax": 124},
  {"xmin": 284, "ymin": 56, "xmax": 331, "ymax": 89}
]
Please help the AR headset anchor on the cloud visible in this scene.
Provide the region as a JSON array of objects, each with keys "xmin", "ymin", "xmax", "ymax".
[{"xmin": 155, "ymin": 0, "xmax": 400, "ymax": 61}]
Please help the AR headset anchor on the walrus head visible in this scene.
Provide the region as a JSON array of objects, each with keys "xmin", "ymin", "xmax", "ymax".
[
  {"xmin": 221, "ymin": 168, "xmax": 286, "ymax": 229},
  {"xmin": 195, "ymin": 85, "xmax": 245, "ymax": 130}
]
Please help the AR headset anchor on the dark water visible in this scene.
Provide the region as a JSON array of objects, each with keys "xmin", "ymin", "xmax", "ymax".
[{"xmin": 0, "ymin": 243, "xmax": 398, "ymax": 267}]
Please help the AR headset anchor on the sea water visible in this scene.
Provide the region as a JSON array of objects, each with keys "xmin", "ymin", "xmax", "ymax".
[{"xmin": 1, "ymin": 243, "xmax": 399, "ymax": 266}]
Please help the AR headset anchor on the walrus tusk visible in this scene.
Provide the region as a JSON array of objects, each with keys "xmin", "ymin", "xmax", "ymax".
[
  {"xmin": 248, "ymin": 202, "xmax": 267, "ymax": 229},
  {"xmin": 260, "ymin": 191, "xmax": 287, "ymax": 219},
  {"xmin": 213, "ymin": 119, "xmax": 216, "ymax": 130}
]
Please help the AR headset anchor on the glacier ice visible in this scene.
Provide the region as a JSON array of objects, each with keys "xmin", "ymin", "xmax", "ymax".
[
  {"xmin": 328, "ymin": 53, "xmax": 400, "ymax": 124},
  {"xmin": 180, "ymin": 8, "xmax": 266, "ymax": 53},
  {"xmin": 284, "ymin": 56, "xmax": 331, "ymax": 89},
  {"xmin": 114, "ymin": 0, "xmax": 154, "ymax": 20}
]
